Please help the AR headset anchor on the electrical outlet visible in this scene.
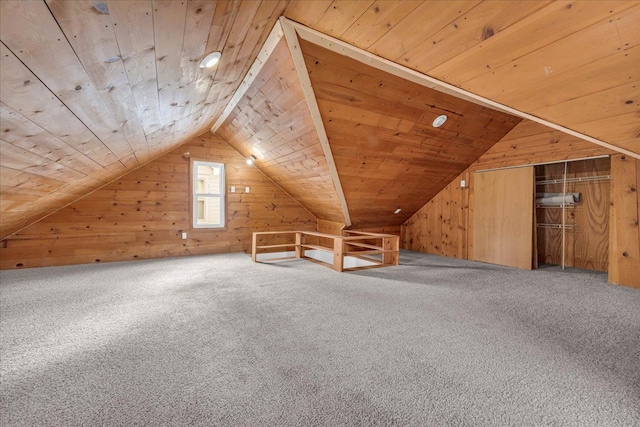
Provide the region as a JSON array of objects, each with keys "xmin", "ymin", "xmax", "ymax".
[
  {"xmin": 460, "ymin": 180, "xmax": 467, "ymax": 188},
  {"xmin": 230, "ymin": 186, "xmax": 235, "ymax": 193},
  {"xmin": 181, "ymin": 232, "xmax": 187, "ymax": 240},
  {"xmin": 245, "ymin": 186, "xmax": 250, "ymax": 193}
]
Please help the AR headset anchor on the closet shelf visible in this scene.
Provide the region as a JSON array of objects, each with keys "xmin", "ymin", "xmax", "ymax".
[
  {"xmin": 536, "ymin": 174, "xmax": 610, "ymax": 185},
  {"xmin": 536, "ymin": 204, "xmax": 577, "ymax": 208},
  {"xmin": 536, "ymin": 223, "xmax": 576, "ymax": 230}
]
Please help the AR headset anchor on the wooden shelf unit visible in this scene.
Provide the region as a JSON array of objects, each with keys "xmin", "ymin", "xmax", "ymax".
[{"xmin": 251, "ymin": 230, "xmax": 400, "ymax": 272}]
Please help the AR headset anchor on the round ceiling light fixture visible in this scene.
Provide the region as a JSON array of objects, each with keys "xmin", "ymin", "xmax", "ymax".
[
  {"xmin": 200, "ymin": 51, "xmax": 221, "ymax": 68},
  {"xmin": 432, "ymin": 114, "xmax": 447, "ymax": 128},
  {"xmin": 246, "ymin": 155, "xmax": 257, "ymax": 166}
]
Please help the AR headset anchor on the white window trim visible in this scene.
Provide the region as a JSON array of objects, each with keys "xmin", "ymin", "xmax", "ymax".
[{"xmin": 192, "ymin": 160, "xmax": 225, "ymax": 229}]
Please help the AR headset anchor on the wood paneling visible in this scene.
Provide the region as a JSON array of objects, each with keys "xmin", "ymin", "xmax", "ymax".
[
  {"xmin": 0, "ymin": 133, "xmax": 317, "ymax": 269},
  {"xmin": 287, "ymin": 0, "xmax": 640, "ymax": 154},
  {"xmin": 301, "ymin": 39, "xmax": 521, "ymax": 228},
  {"xmin": 402, "ymin": 120, "xmax": 614, "ymax": 261},
  {"xmin": 216, "ymin": 38, "xmax": 345, "ymax": 223},
  {"xmin": 609, "ymin": 154, "xmax": 640, "ymax": 288},
  {"xmin": 0, "ymin": 0, "xmax": 286, "ymax": 238},
  {"xmin": 473, "ymin": 166, "xmax": 534, "ymax": 270},
  {"xmin": 402, "ymin": 170, "xmax": 469, "ymax": 259},
  {"xmin": 472, "ymin": 121, "xmax": 616, "ymax": 170},
  {"xmin": 1, "ymin": 0, "xmax": 638, "ymax": 247}
]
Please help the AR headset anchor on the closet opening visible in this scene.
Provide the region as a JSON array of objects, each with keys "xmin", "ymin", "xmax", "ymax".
[{"xmin": 534, "ymin": 157, "xmax": 610, "ymax": 272}]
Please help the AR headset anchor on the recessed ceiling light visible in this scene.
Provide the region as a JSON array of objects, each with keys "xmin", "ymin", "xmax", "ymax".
[
  {"xmin": 200, "ymin": 51, "xmax": 221, "ymax": 68},
  {"xmin": 246, "ymin": 155, "xmax": 257, "ymax": 166},
  {"xmin": 432, "ymin": 115, "xmax": 447, "ymax": 128},
  {"xmin": 394, "ymin": 208, "xmax": 401, "ymax": 214}
]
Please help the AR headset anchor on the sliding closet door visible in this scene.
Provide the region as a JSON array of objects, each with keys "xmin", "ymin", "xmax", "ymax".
[{"xmin": 473, "ymin": 167, "xmax": 534, "ymax": 269}]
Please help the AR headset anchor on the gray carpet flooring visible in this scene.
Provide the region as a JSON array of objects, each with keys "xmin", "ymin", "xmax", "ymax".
[{"xmin": 1, "ymin": 250, "xmax": 639, "ymax": 426}]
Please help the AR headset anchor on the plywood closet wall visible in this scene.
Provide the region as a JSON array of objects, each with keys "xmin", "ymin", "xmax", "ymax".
[{"xmin": 535, "ymin": 158, "xmax": 610, "ymax": 272}]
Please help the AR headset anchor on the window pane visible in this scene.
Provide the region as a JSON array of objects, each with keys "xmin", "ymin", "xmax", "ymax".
[
  {"xmin": 196, "ymin": 196, "xmax": 221, "ymax": 226},
  {"xmin": 193, "ymin": 161, "xmax": 224, "ymax": 228},
  {"xmin": 197, "ymin": 199, "xmax": 205, "ymax": 220},
  {"xmin": 197, "ymin": 165, "xmax": 221, "ymax": 194}
]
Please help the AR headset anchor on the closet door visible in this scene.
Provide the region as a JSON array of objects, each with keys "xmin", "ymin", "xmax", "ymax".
[{"xmin": 473, "ymin": 167, "xmax": 534, "ymax": 269}]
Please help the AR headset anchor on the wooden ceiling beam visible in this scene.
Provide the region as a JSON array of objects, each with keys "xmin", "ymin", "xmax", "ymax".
[
  {"xmin": 279, "ymin": 16, "xmax": 352, "ymax": 227},
  {"xmin": 283, "ymin": 18, "xmax": 640, "ymax": 161}
]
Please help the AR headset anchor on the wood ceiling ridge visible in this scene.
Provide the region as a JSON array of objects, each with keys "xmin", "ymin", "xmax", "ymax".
[{"xmin": 284, "ymin": 18, "xmax": 640, "ymax": 161}]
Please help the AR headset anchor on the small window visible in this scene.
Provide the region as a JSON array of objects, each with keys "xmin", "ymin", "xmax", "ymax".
[{"xmin": 192, "ymin": 161, "xmax": 225, "ymax": 228}]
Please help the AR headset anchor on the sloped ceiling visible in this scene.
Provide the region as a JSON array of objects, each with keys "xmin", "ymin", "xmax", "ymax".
[
  {"xmin": 301, "ymin": 39, "xmax": 521, "ymax": 227},
  {"xmin": 0, "ymin": 0, "xmax": 287, "ymax": 238},
  {"xmin": 216, "ymin": 38, "xmax": 345, "ymax": 223},
  {"xmin": 1, "ymin": 0, "xmax": 638, "ymax": 239}
]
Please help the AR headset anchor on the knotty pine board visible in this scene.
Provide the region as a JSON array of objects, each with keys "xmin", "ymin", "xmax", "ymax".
[
  {"xmin": 609, "ymin": 154, "xmax": 640, "ymax": 288},
  {"xmin": 216, "ymin": 38, "xmax": 345, "ymax": 224},
  {"xmin": 402, "ymin": 120, "xmax": 613, "ymax": 264},
  {"xmin": 0, "ymin": 133, "xmax": 317, "ymax": 269},
  {"xmin": 301, "ymin": 38, "xmax": 521, "ymax": 228}
]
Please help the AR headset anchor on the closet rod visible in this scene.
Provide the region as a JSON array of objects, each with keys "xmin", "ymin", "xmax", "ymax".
[
  {"xmin": 536, "ymin": 174, "xmax": 610, "ymax": 185},
  {"xmin": 475, "ymin": 155, "xmax": 609, "ymax": 173}
]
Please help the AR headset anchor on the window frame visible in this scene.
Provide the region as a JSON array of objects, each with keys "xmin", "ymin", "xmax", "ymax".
[{"xmin": 191, "ymin": 160, "xmax": 226, "ymax": 229}]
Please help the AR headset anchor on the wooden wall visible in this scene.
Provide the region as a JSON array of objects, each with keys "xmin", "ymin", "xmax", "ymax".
[
  {"xmin": 609, "ymin": 154, "xmax": 640, "ymax": 288},
  {"xmin": 402, "ymin": 120, "xmax": 614, "ymax": 261},
  {"xmin": 402, "ymin": 170, "xmax": 469, "ymax": 259},
  {"xmin": 0, "ymin": 133, "xmax": 317, "ymax": 269},
  {"xmin": 216, "ymin": 38, "xmax": 345, "ymax": 224},
  {"xmin": 402, "ymin": 121, "xmax": 640, "ymax": 288},
  {"xmin": 0, "ymin": 0, "xmax": 289, "ymax": 238}
]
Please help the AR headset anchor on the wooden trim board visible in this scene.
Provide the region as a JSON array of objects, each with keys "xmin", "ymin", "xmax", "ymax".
[
  {"xmin": 210, "ymin": 20, "xmax": 284, "ymax": 132},
  {"xmin": 279, "ymin": 16, "xmax": 352, "ymax": 226}
]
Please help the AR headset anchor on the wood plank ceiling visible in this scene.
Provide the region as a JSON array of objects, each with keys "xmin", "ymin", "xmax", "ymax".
[
  {"xmin": 1, "ymin": 1, "xmax": 638, "ymax": 238},
  {"xmin": 301, "ymin": 39, "xmax": 521, "ymax": 227},
  {"xmin": 216, "ymin": 38, "xmax": 345, "ymax": 223}
]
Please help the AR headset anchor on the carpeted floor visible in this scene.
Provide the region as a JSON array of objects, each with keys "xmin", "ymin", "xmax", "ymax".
[{"xmin": 1, "ymin": 250, "xmax": 639, "ymax": 426}]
